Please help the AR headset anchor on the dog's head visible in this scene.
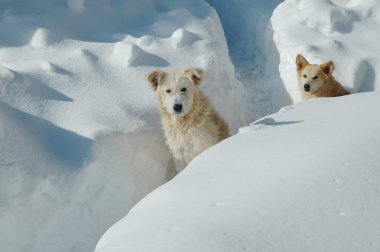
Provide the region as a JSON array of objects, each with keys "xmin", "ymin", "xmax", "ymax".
[
  {"xmin": 147, "ymin": 67, "xmax": 203, "ymax": 117},
  {"xmin": 296, "ymin": 54, "xmax": 334, "ymax": 93}
]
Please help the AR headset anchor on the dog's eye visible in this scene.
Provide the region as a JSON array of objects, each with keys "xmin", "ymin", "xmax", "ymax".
[
  {"xmin": 303, "ymin": 74, "xmax": 307, "ymax": 78},
  {"xmin": 312, "ymin": 76, "xmax": 318, "ymax": 80},
  {"xmin": 180, "ymin": 88, "xmax": 187, "ymax": 92},
  {"xmin": 166, "ymin": 89, "xmax": 171, "ymax": 93}
]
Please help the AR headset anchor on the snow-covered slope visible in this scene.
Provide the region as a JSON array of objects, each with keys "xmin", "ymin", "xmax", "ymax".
[
  {"xmin": 0, "ymin": 1, "xmax": 246, "ymax": 251},
  {"xmin": 0, "ymin": 100, "xmax": 135, "ymax": 251},
  {"xmin": 95, "ymin": 92, "xmax": 380, "ymax": 252},
  {"xmin": 272, "ymin": 0, "xmax": 380, "ymax": 102}
]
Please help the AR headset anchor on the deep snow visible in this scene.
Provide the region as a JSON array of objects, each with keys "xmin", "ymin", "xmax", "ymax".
[
  {"xmin": 96, "ymin": 92, "xmax": 380, "ymax": 252},
  {"xmin": 95, "ymin": 0, "xmax": 380, "ymax": 251},
  {"xmin": 1, "ymin": 0, "xmax": 379, "ymax": 251},
  {"xmin": 0, "ymin": 0, "xmax": 246, "ymax": 251}
]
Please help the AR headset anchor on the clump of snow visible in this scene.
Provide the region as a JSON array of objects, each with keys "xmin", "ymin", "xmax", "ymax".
[
  {"xmin": 272, "ymin": 0, "xmax": 380, "ymax": 102},
  {"xmin": 95, "ymin": 92, "xmax": 380, "ymax": 252},
  {"xmin": 30, "ymin": 28, "xmax": 64, "ymax": 49},
  {"xmin": 171, "ymin": 28, "xmax": 202, "ymax": 48},
  {"xmin": 113, "ymin": 42, "xmax": 169, "ymax": 67}
]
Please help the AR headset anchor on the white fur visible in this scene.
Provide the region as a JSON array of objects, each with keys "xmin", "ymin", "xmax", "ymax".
[{"xmin": 148, "ymin": 68, "xmax": 229, "ymax": 173}]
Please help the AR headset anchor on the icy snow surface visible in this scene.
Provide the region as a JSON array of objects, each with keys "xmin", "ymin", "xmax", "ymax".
[{"xmin": 96, "ymin": 92, "xmax": 380, "ymax": 252}]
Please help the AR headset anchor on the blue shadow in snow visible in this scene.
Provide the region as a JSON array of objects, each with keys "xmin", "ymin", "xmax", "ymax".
[
  {"xmin": 0, "ymin": 102, "xmax": 91, "ymax": 169},
  {"xmin": 252, "ymin": 117, "xmax": 302, "ymax": 127},
  {"xmin": 20, "ymin": 74, "xmax": 74, "ymax": 102}
]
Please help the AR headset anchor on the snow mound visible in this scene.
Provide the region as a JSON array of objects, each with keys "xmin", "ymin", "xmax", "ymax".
[
  {"xmin": 171, "ymin": 28, "xmax": 202, "ymax": 48},
  {"xmin": 113, "ymin": 42, "xmax": 169, "ymax": 67},
  {"xmin": 30, "ymin": 28, "xmax": 63, "ymax": 49},
  {"xmin": 272, "ymin": 0, "xmax": 380, "ymax": 102},
  {"xmin": 95, "ymin": 92, "xmax": 380, "ymax": 252},
  {"xmin": 0, "ymin": 99, "xmax": 172, "ymax": 252}
]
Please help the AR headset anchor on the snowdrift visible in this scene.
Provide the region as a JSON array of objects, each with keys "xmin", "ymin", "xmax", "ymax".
[{"xmin": 96, "ymin": 92, "xmax": 380, "ymax": 252}]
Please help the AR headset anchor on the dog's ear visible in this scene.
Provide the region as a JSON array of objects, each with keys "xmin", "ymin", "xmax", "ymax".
[
  {"xmin": 296, "ymin": 54, "xmax": 309, "ymax": 70},
  {"xmin": 320, "ymin": 61, "xmax": 334, "ymax": 75},
  {"xmin": 184, "ymin": 68, "xmax": 203, "ymax": 86},
  {"xmin": 147, "ymin": 70, "xmax": 166, "ymax": 91}
]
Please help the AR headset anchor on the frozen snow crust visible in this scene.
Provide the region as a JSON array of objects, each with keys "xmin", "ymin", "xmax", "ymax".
[
  {"xmin": 96, "ymin": 92, "xmax": 380, "ymax": 252},
  {"xmin": 0, "ymin": 1, "xmax": 245, "ymax": 251},
  {"xmin": 272, "ymin": 0, "xmax": 380, "ymax": 102}
]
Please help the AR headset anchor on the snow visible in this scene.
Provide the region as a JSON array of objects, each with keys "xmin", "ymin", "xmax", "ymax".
[
  {"xmin": 94, "ymin": 0, "xmax": 380, "ymax": 251},
  {"xmin": 95, "ymin": 92, "xmax": 380, "ymax": 252},
  {"xmin": 0, "ymin": 1, "xmax": 245, "ymax": 251},
  {"xmin": 206, "ymin": 0, "xmax": 292, "ymax": 121},
  {"xmin": 272, "ymin": 0, "xmax": 380, "ymax": 102},
  {"xmin": 1, "ymin": 0, "xmax": 380, "ymax": 251}
]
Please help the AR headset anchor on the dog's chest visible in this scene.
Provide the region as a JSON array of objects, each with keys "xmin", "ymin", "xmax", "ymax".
[{"xmin": 165, "ymin": 122, "xmax": 214, "ymax": 160}]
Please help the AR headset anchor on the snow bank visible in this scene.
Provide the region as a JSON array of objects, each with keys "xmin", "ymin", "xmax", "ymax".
[
  {"xmin": 95, "ymin": 92, "xmax": 380, "ymax": 252},
  {"xmin": 0, "ymin": 102, "xmax": 134, "ymax": 251},
  {"xmin": 0, "ymin": 1, "xmax": 245, "ymax": 251},
  {"xmin": 272, "ymin": 0, "xmax": 380, "ymax": 102}
]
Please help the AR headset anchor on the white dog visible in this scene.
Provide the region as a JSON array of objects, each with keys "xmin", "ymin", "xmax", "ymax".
[{"xmin": 147, "ymin": 67, "xmax": 229, "ymax": 173}]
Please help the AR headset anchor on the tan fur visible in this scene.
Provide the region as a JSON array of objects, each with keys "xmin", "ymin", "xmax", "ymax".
[
  {"xmin": 296, "ymin": 54, "xmax": 349, "ymax": 100},
  {"xmin": 147, "ymin": 68, "xmax": 229, "ymax": 173}
]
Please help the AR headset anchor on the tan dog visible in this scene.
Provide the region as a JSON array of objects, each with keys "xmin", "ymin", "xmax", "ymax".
[
  {"xmin": 147, "ymin": 68, "xmax": 229, "ymax": 173},
  {"xmin": 296, "ymin": 54, "xmax": 348, "ymax": 99}
]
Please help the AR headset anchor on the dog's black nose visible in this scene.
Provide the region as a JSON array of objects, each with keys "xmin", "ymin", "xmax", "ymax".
[
  {"xmin": 173, "ymin": 103, "xmax": 183, "ymax": 113},
  {"xmin": 304, "ymin": 83, "xmax": 310, "ymax": 91}
]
